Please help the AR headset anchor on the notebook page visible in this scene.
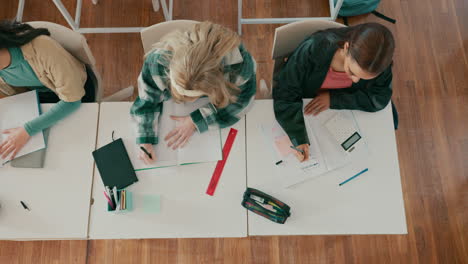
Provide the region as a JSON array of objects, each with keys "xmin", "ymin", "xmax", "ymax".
[
  {"xmin": 173, "ymin": 98, "xmax": 222, "ymax": 164},
  {"xmin": 303, "ymin": 99, "xmax": 368, "ymax": 171},
  {"xmin": 261, "ymin": 120, "xmax": 327, "ymax": 188},
  {"xmin": 0, "ymin": 91, "xmax": 45, "ymax": 165},
  {"xmin": 153, "ymin": 100, "xmax": 178, "ymax": 162}
]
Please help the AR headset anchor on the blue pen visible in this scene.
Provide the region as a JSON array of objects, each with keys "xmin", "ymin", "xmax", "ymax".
[{"xmin": 339, "ymin": 168, "xmax": 368, "ymax": 186}]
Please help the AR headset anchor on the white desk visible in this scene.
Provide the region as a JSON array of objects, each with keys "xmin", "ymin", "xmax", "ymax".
[
  {"xmin": 0, "ymin": 103, "xmax": 99, "ymax": 240},
  {"xmin": 88, "ymin": 102, "xmax": 247, "ymax": 239},
  {"xmin": 246, "ymin": 100, "xmax": 407, "ymax": 235}
]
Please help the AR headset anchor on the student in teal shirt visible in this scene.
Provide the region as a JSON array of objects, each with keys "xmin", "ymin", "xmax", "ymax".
[{"xmin": 0, "ymin": 21, "xmax": 94, "ymax": 160}]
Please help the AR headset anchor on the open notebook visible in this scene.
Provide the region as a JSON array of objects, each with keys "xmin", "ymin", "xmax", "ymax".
[
  {"xmin": 262, "ymin": 99, "xmax": 368, "ymax": 187},
  {"xmin": 0, "ymin": 91, "xmax": 45, "ymax": 167},
  {"xmin": 127, "ymin": 98, "xmax": 223, "ymax": 171}
]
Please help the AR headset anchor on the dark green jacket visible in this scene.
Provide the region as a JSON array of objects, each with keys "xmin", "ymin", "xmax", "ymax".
[{"xmin": 273, "ymin": 29, "xmax": 393, "ymax": 145}]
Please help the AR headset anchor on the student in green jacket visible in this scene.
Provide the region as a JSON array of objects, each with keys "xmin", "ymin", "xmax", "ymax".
[
  {"xmin": 273, "ymin": 23, "xmax": 395, "ymax": 162},
  {"xmin": 0, "ymin": 21, "xmax": 94, "ymax": 161},
  {"xmin": 131, "ymin": 21, "xmax": 256, "ymax": 165}
]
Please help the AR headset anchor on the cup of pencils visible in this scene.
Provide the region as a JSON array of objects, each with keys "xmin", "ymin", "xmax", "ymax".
[{"xmin": 104, "ymin": 186, "xmax": 132, "ymax": 213}]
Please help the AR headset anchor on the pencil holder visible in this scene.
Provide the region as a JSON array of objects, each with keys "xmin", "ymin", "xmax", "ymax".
[{"xmin": 107, "ymin": 189, "xmax": 133, "ymax": 213}]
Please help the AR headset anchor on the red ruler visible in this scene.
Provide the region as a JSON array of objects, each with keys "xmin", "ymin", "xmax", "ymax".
[{"xmin": 206, "ymin": 128, "xmax": 238, "ymax": 196}]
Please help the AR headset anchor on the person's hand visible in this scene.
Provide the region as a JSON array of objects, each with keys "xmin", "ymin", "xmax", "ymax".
[
  {"xmin": 0, "ymin": 127, "xmax": 30, "ymax": 160},
  {"xmin": 293, "ymin": 144, "xmax": 310, "ymax": 162},
  {"xmin": 138, "ymin": 143, "xmax": 156, "ymax": 165},
  {"xmin": 304, "ymin": 91, "xmax": 330, "ymax": 116},
  {"xmin": 164, "ymin": 115, "xmax": 196, "ymax": 150}
]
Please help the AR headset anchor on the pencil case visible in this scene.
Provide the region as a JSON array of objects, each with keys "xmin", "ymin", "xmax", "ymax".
[
  {"xmin": 242, "ymin": 188, "xmax": 291, "ymax": 224},
  {"xmin": 107, "ymin": 189, "xmax": 133, "ymax": 213}
]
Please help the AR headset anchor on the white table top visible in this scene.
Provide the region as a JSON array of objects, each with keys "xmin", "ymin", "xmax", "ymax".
[
  {"xmin": 246, "ymin": 100, "xmax": 407, "ymax": 235},
  {"xmin": 0, "ymin": 99, "xmax": 407, "ymax": 239},
  {"xmin": 0, "ymin": 103, "xmax": 99, "ymax": 240},
  {"xmin": 88, "ymin": 102, "xmax": 247, "ymax": 239}
]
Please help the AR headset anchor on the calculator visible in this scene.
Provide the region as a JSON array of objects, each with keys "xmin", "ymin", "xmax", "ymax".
[{"xmin": 324, "ymin": 113, "xmax": 362, "ymax": 153}]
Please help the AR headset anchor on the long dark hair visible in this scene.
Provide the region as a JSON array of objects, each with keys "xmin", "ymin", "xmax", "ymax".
[
  {"xmin": 323, "ymin": 23, "xmax": 395, "ymax": 75},
  {"xmin": 0, "ymin": 20, "xmax": 50, "ymax": 49}
]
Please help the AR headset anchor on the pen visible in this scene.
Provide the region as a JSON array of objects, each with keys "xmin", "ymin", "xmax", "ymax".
[
  {"xmin": 290, "ymin": 145, "xmax": 304, "ymax": 154},
  {"xmin": 275, "ymin": 160, "xmax": 283, "ymax": 165},
  {"xmin": 113, "ymin": 186, "xmax": 120, "ymax": 211},
  {"xmin": 105, "ymin": 186, "xmax": 115, "ymax": 207},
  {"xmin": 105, "ymin": 186, "xmax": 111, "ymax": 197},
  {"xmin": 20, "ymin": 201, "xmax": 30, "ymax": 211},
  {"xmin": 339, "ymin": 168, "xmax": 369, "ymax": 186},
  {"xmin": 140, "ymin": 146, "xmax": 152, "ymax": 159},
  {"xmin": 2, "ymin": 160, "xmax": 11, "ymax": 166}
]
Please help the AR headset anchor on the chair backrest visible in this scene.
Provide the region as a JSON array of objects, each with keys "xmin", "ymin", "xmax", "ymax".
[
  {"xmin": 272, "ymin": 20, "xmax": 345, "ymax": 59},
  {"xmin": 27, "ymin": 21, "xmax": 102, "ymax": 101},
  {"xmin": 272, "ymin": 20, "xmax": 345, "ymax": 75},
  {"xmin": 140, "ymin": 20, "xmax": 199, "ymax": 54}
]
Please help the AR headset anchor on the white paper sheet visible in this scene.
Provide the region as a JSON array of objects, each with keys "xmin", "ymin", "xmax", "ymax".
[
  {"xmin": 261, "ymin": 121, "xmax": 327, "ymax": 187},
  {"xmin": 260, "ymin": 99, "xmax": 368, "ymax": 187},
  {"xmin": 303, "ymin": 103, "xmax": 368, "ymax": 171}
]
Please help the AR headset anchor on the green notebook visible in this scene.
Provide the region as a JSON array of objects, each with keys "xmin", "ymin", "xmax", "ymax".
[{"xmin": 92, "ymin": 138, "xmax": 138, "ymax": 189}]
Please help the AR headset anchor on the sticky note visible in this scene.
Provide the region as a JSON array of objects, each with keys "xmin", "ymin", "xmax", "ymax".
[{"xmin": 142, "ymin": 195, "xmax": 161, "ymax": 213}]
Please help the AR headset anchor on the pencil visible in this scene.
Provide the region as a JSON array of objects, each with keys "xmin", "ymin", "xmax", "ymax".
[
  {"xmin": 20, "ymin": 201, "xmax": 30, "ymax": 211},
  {"xmin": 290, "ymin": 145, "xmax": 304, "ymax": 154},
  {"xmin": 140, "ymin": 146, "xmax": 152, "ymax": 159}
]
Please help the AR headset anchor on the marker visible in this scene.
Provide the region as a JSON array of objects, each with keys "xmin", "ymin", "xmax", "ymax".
[
  {"xmin": 105, "ymin": 186, "xmax": 115, "ymax": 208},
  {"xmin": 20, "ymin": 201, "xmax": 30, "ymax": 211},
  {"xmin": 112, "ymin": 186, "xmax": 120, "ymax": 211},
  {"xmin": 290, "ymin": 145, "xmax": 304, "ymax": 154},
  {"xmin": 339, "ymin": 168, "xmax": 369, "ymax": 186},
  {"xmin": 103, "ymin": 191, "xmax": 114, "ymax": 209},
  {"xmin": 140, "ymin": 146, "xmax": 152, "ymax": 159}
]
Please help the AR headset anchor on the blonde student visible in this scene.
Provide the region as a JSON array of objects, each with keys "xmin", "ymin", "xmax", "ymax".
[
  {"xmin": 0, "ymin": 21, "xmax": 94, "ymax": 160},
  {"xmin": 130, "ymin": 21, "xmax": 256, "ymax": 164},
  {"xmin": 273, "ymin": 23, "xmax": 395, "ymax": 162}
]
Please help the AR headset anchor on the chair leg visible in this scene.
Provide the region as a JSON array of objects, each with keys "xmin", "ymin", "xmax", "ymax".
[
  {"xmin": 259, "ymin": 79, "xmax": 272, "ymax": 99},
  {"xmin": 16, "ymin": 0, "xmax": 25, "ymax": 22},
  {"xmin": 160, "ymin": 0, "xmax": 173, "ymax": 20},
  {"xmin": 152, "ymin": 0, "xmax": 160, "ymax": 12},
  {"xmin": 102, "ymin": 86, "xmax": 135, "ymax": 102}
]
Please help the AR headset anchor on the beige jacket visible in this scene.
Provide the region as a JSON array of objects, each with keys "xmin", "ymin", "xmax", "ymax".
[{"xmin": 0, "ymin": 36, "xmax": 86, "ymax": 102}]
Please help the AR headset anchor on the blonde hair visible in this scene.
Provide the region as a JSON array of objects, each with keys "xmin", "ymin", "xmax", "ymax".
[{"xmin": 149, "ymin": 21, "xmax": 241, "ymax": 108}]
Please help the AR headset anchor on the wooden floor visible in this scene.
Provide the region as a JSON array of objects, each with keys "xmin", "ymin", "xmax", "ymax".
[{"xmin": 1, "ymin": 0, "xmax": 467, "ymax": 263}]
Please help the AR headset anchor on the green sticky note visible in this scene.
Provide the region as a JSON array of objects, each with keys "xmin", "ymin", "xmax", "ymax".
[{"xmin": 143, "ymin": 195, "xmax": 161, "ymax": 213}]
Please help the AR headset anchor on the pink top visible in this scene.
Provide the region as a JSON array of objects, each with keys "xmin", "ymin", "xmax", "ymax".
[{"xmin": 320, "ymin": 67, "xmax": 353, "ymax": 89}]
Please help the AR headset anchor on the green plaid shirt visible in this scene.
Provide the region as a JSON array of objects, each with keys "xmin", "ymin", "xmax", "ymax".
[{"xmin": 130, "ymin": 45, "xmax": 256, "ymax": 145}]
